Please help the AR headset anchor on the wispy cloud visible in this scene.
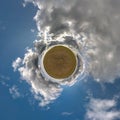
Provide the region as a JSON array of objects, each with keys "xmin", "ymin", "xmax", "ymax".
[
  {"xmin": 30, "ymin": 29, "xmax": 35, "ymax": 33},
  {"xmin": 61, "ymin": 112, "xmax": 73, "ymax": 116},
  {"xmin": 0, "ymin": 74, "xmax": 10, "ymax": 87},
  {"xmin": 12, "ymin": 57, "xmax": 22, "ymax": 71},
  {"xmin": 0, "ymin": 74, "xmax": 10, "ymax": 80},
  {"xmin": 0, "ymin": 21, "xmax": 6, "ymax": 31},
  {"xmin": 85, "ymin": 98, "xmax": 120, "ymax": 120},
  {"xmin": 9, "ymin": 85, "xmax": 21, "ymax": 99}
]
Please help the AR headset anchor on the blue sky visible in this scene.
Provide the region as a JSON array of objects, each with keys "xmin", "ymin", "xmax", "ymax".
[{"xmin": 1, "ymin": 0, "xmax": 120, "ymax": 120}]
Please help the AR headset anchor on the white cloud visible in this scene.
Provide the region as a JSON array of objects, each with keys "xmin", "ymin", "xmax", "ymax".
[
  {"xmin": 24, "ymin": 0, "xmax": 120, "ymax": 83},
  {"xmin": 13, "ymin": 49, "xmax": 63, "ymax": 106},
  {"xmin": 12, "ymin": 57, "xmax": 22, "ymax": 71},
  {"xmin": 9, "ymin": 85, "xmax": 20, "ymax": 99},
  {"xmin": 14, "ymin": 0, "xmax": 120, "ymax": 106},
  {"xmin": 13, "ymin": 34, "xmax": 85, "ymax": 106},
  {"xmin": 85, "ymin": 98, "xmax": 120, "ymax": 120}
]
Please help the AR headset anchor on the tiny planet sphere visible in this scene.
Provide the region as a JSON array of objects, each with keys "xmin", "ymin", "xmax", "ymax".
[{"xmin": 43, "ymin": 45, "xmax": 77, "ymax": 79}]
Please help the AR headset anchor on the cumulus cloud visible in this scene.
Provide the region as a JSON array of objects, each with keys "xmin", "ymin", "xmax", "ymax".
[
  {"xmin": 13, "ymin": 34, "xmax": 85, "ymax": 106},
  {"xmin": 85, "ymin": 98, "xmax": 120, "ymax": 120},
  {"xmin": 9, "ymin": 85, "xmax": 20, "ymax": 99},
  {"xmin": 23, "ymin": 0, "xmax": 120, "ymax": 83},
  {"xmin": 13, "ymin": 0, "xmax": 120, "ymax": 106},
  {"xmin": 13, "ymin": 48, "xmax": 63, "ymax": 106}
]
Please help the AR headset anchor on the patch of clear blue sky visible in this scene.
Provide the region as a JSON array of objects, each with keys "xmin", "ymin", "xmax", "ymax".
[
  {"xmin": 0, "ymin": 0, "xmax": 120, "ymax": 120},
  {"xmin": 0, "ymin": 0, "xmax": 37, "ymax": 76}
]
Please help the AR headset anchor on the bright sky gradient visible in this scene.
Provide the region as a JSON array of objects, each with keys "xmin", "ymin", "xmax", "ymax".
[{"xmin": 1, "ymin": 0, "xmax": 120, "ymax": 120}]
